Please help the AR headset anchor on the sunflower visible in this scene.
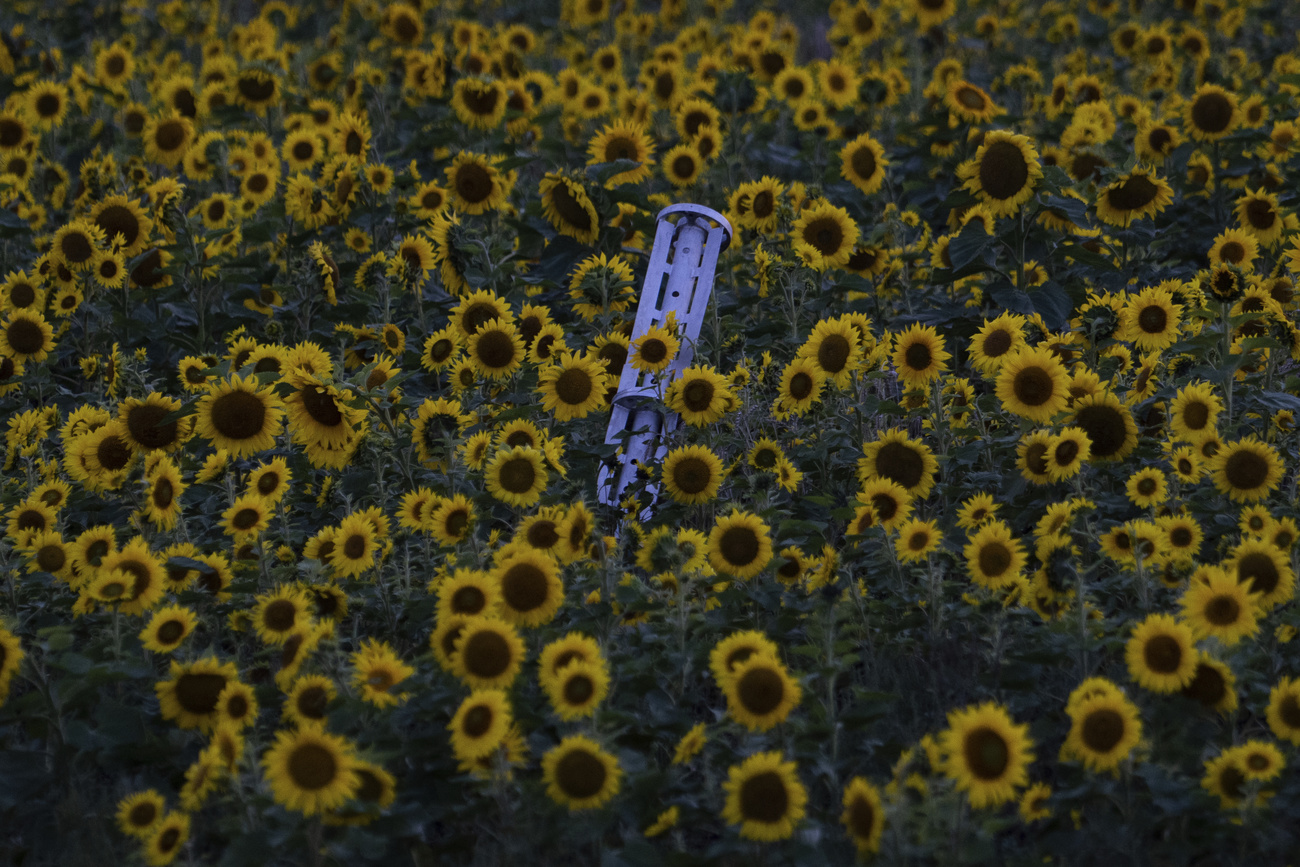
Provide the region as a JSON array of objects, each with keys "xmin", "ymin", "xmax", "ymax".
[
  {"xmin": 542, "ymin": 735, "xmax": 622, "ymax": 811},
  {"xmin": 1211, "ymin": 437, "xmax": 1283, "ymax": 503},
  {"xmin": 839, "ymin": 132, "xmax": 888, "ymax": 196},
  {"xmin": 116, "ymin": 790, "xmax": 166, "ymax": 840},
  {"xmin": 22, "ymin": 530, "xmax": 72, "ymax": 582},
  {"xmin": 0, "ymin": 625, "xmax": 24, "ymax": 705},
  {"xmin": 1094, "ymin": 169, "xmax": 1174, "ymax": 227},
  {"xmin": 661, "ymin": 144, "xmax": 703, "ymax": 187},
  {"xmin": 940, "ymin": 702, "xmax": 1034, "ymax": 809},
  {"xmin": 1208, "ymin": 229, "xmax": 1258, "ymax": 270},
  {"xmin": 1227, "ymin": 538, "xmax": 1294, "ymax": 610},
  {"xmin": 467, "ymin": 319, "xmax": 525, "ymax": 381},
  {"xmin": 543, "ymin": 658, "xmax": 610, "ymax": 721},
  {"xmin": 104, "ymin": 539, "xmax": 167, "ymax": 616},
  {"xmin": 965, "ymin": 521, "xmax": 1026, "ymax": 590},
  {"xmin": 448, "ymin": 689, "xmax": 512, "ymax": 761},
  {"xmin": 445, "ymin": 152, "xmax": 510, "ymax": 214},
  {"xmin": 1043, "ymin": 428, "xmax": 1089, "ymax": 482},
  {"xmin": 90, "ymin": 195, "xmax": 152, "ymax": 258},
  {"xmin": 282, "ymin": 675, "xmax": 336, "ymax": 729},
  {"xmin": 262, "ymin": 723, "xmax": 360, "ymax": 816},
  {"xmin": 1062, "ymin": 687, "xmax": 1142, "ymax": 773},
  {"xmin": 946, "ymin": 80, "xmax": 1000, "ymax": 124},
  {"xmin": 143, "ymin": 113, "xmax": 195, "ymax": 167},
  {"xmin": 666, "ymin": 364, "xmax": 732, "ymax": 426},
  {"xmin": 792, "ymin": 200, "xmax": 860, "ymax": 271},
  {"xmin": 588, "ymin": 120, "xmax": 655, "ymax": 186},
  {"xmin": 351, "ymin": 639, "xmax": 415, "ymax": 708},
  {"xmin": 661, "ymin": 444, "xmax": 725, "ymax": 505},
  {"xmin": 283, "ymin": 374, "xmax": 365, "ymax": 449},
  {"xmin": 252, "ymin": 585, "xmax": 311, "ymax": 646},
  {"xmin": 139, "ymin": 605, "xmax": 198, "ymax": 654},
  {"xmin": 539, "ymin": 173, "xmax": 600, "ymax": 245},
  {"xmin": 1266, "ymin": 677, "xmax": 1300, "ymax": 745},
  {"xmin": 156, "ymin": 656, "xmax": 240, "ymax": 731},
  {"xmin": 1234, "ymin": 187, "xmax": 1285, "ymax": 246},
  {"xmin": 858, "ymin": 428, "xmax": 938, "ymax": 498},
  {"xmin": 195, "ymin": 374, "xmax": 283, "ymax": 457},
  {"xmin": 452, "ymin": 616, "xmax": 525, "ymax": 690},
  {"xmin": 857, "ymin": 478, "xmax": 912, "ymax": 530},
  {"xmin": 774, "ymin": 357, "xmax": 825, "ymax": 417},
  {"xmin": 0, "ymin": 307, "xmax": 55, "ymax": 365},
  {"xmin": 628, "ymin": 323, "xmax": 680, "ymax": 374},
  {"xmin": 492, "ymin": 550, "xmax": 564, "ymax": 627},
  {"xmin": 536, "ymin": 353, "xmax": 608, "ymax": 421},
  {"xmin": 95, "ymin": 41, "xmax": 135, "ymax": 90},
  {"xmin": 721, "ymin": 751, "xmax": 807, "ymax": 841},
  {"xmin": 895, "ymin": 518, "xmax": 942, "ymax": 562},
  {"xmin": 1070, "ymin": 391, "xmax": 1137, "ymax": 462},
  {"xmin": 451, "ymin": 77, "xmax": 508, "ymax": 130},
  {"xmin": 1180, "ymin": 566, "xmax": 1260, "ymax": 646},
  {"xmin": 968, "ymin": 313, "xmax": 1027, "ymax": 374},
  {"xmin": 800, "ymin": 318, "xmax": 862, "ymax": 387},
  {"xmin": 994, "ymin": 347, "xmax": 1070, "ymax": 423},
  {"xmin": 957, "ymin": 131, "xmax": 1042, "ymax": 217},
  {"xmin": 723, "ymin": 654, "xmax": 802, "ymax": 731},
  {"xmin": 222, "ymin": 494, "xmax": 270, "ymax": 541},
  {"xmin": 707, "ymin": 510, "xmax": 773, "ymax": 581},
  {"xmin": 840, "ymin": 777, "xmax": 885, "ymax": 855},
  {"xmin": 330, "ymin": 513, "xmax": 378, "ymax": 579},
  {"xmin": 1184, "ymin": 83, "xmax": 1238, "ymax": 142},
  {"xmin": 482, "ymin": 445, "xmax": 548, "ymax": 508},
  {"xmin": 427, "ymin": 494, "xmax": 476, "ymax": 547},
  {"xmin": 892, "ymin": 323, "xmax": 950, "ymax": 390},
  {"xmin": 144, "ymin": 812, "xmax": 190, "ymax": 867},
  {"xmin": 1126, "ymin": 613, "xmax": 1197, "ymax": 694}
]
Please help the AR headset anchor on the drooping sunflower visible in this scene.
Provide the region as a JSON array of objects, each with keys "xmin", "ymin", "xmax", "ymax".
[
  {"xmin": 723, "ymin": 654, "xmax": 802, "ymax": 732},
  {"xmin": 1062, "ymin": 686, "xmax": 1142, "ymax": 773},
  {"xmin": 661, "ymin": 444, "xmax": 725, "ymax": 505},
  {"xmin": 262, "ymin": 723, "xmax": 360, "ymax": 816},
  {"xmin": 716, "ymin": 750, "xmax": 812, "ymax": 845},
  {"xmin": 1126, "ymin": 613, "xmax": 1197, "ymax": 693},
  {"xmin": 448, "ymin": 689, "xmax": 512, "ymax": 761},
  {"xmin": 839, "ymin": 132, "xmax": 888, "ymax": 196},
  {"xmin": 792, "ymin": 200, "xmax": 860, "ymax": 271},
  {"xmin": 195, "ymin": 374, "xmax": 283, "ymax": 458},
  {"xmin": 539, "ymin": 173, "xmax": 601, "ymax": 245},
  {"xmin": 1095, "ymin": 169, "xmax": 1174, "ymax": 227},
  {"xmin": 940, "ymin": 702, "xmax": 1034, "ymax": 809},
  {"xmin": 1180, "ymin": 565, "xmax": 1260, "ymax": 646},
  {"xmin": 965, "ymin": 520, "xmax": 1026, "ymax": 590},
  {"xmin": 282, "ymin": 374, "xmax": 365, "ymax": 450},
  {"xmin": 1210, "ymin": 437, "xmax": 1283, "ymax": 503},
  {"xmin": 891, "ymin": 323, "xmax": 950, "ymax": 390},
  {"xmin": 956, "ymin": 131, "xmax": 1042, "ymax": 217},
  {"xmin": 707, "ymin": 510, "xmax": 773, "ymax": 581},
  {"xmin": 542, "ymin": 735, "xmax": 622, "ymax": 811}
]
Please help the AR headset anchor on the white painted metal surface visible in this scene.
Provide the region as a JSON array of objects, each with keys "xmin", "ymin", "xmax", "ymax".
[{"xmin": 598, "ymin": 204, "xmax": 733, "ymax": 518}]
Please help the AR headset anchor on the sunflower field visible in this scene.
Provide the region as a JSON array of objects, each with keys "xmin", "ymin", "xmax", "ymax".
[{"xmin": 6, "ymin": 0, "xmax": 1300, "ymax": 863}]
